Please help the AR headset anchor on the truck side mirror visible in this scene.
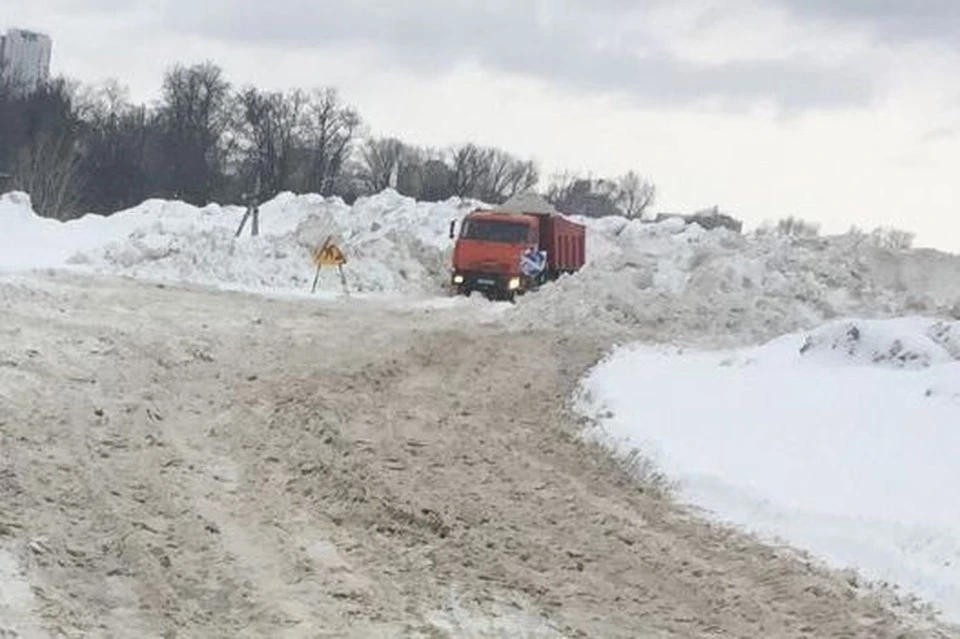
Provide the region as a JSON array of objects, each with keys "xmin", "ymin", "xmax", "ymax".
[{"xmin": 449, "ymin": 220, "xmax": 456, "ymax": 240}]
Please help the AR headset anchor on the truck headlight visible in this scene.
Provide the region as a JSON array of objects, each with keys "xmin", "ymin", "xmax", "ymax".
[
  {"xmin": 508, "ymin": 277, "xmax": 521, "ymax": 290},
  {"xmin": 453, "ymin": 274, "xmax": 464, "ymax": 284}
]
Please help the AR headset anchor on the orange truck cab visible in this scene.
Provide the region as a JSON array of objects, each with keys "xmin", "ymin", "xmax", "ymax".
[{"xmin": 448, "ymin": 208, "xmax": 586, "ymax": 300}]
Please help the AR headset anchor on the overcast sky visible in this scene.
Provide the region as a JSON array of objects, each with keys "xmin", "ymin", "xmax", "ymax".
[{"xmin": 5, "ymin": 0, "xmax": 960, "ymax": 251}]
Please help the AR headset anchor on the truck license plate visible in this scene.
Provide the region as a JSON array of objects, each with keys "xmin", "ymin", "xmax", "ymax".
[{"xmin": 476, "ymin": 278, "xmax": 495, "ymax": 286}]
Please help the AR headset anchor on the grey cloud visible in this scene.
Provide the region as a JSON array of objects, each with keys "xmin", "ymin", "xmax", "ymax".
[
  {"xmin": 7, "ymin": 0, "xmax": 146, "ymax": 17},
  {"xmin": 160, "ymin": 0, "xmax": 874, "ymax": 111},
  {"xmin": 776, "ymin": 0, "xmax": 960, "ymax": 44}
]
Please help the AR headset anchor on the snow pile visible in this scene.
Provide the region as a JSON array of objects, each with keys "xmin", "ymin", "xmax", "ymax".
[
  {"xmin": 5, "ymin": 188, "xmax": 960, "ymax": 327},
  {"xmin": 796, "ymin": 318, "xmax": 960, "ymax": 369},
  {"xmin": 511, "ymin": 216, "xmax": 960, "ymax": 345},
  {"xmin": 0, "ymin": 190, "xmax": 478, "ymax": 295},
  {"xmin": 576, "ymin": 317, "xmax": 960, "ymax": 622},
  {"xmin": 0, "ymin": 191, "xmax": 124, "ymax": 270}
]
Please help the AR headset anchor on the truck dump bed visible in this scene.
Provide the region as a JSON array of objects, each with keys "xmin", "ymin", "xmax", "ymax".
[{"xmin": 538, "ymin": 214, "xmax": 586, "ymax": 274}]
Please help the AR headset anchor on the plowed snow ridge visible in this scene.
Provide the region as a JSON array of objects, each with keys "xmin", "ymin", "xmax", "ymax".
[{"xmin": 3, "ymin": 189, "xmax": 959, "ymax": 341}]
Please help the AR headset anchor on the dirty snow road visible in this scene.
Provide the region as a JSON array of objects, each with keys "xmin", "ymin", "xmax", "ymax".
[{"xmin": 0, "ymin": 273, "xmax": 954, "ymax": 638}]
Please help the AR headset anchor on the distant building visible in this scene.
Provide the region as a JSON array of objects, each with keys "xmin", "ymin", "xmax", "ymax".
[{"xmin": 0, "ymin": 28, "xmax": 52, "ymax": 93}]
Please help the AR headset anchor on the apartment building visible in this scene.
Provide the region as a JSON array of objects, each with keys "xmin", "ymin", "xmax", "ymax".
[{"xmin": 0, "ymin": 28, "xmax": 53, "ymax": 93}]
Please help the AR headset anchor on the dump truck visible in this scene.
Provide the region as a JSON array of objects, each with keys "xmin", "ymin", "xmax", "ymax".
[{"xmin": 448, "ymin": 206, "xmax": 586, "ymax": 300}]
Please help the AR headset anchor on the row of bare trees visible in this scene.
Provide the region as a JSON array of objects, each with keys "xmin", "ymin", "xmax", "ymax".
[
  {"xmin": 357, "ymin": 138, "xmax": 539, "ymax": 203},
  {"xmin": 0, "ymin": 61, "xmax": 657, "ymax": 220},
  {"xmin": 546, "ymin": 171, "xmax": 656, "ymax": 219}
]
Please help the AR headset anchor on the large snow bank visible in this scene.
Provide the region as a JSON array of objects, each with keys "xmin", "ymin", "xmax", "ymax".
[
  {"xmin": 4, "ymin": 189, "xmax": 960, "ymax": 334},
  {"xmin": 576, "ymin": 317, "xmax": 960, "ymax": 622},
  {"xmin": 0, "ymin": 190, "xmax": 478, "ymax": 295},
  {"xmin": 0, "ymin": 192, "xmax": 123, "ymax": 270},
  {"xmin": 511, "ymin": 215, "xmax": 960, "ymax": 345}
]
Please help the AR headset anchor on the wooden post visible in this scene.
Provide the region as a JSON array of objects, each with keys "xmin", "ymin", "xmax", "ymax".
[
  {"xmin": 235, "ymin": 206, "xmax": 250, "ymax": 237},
  {"xmin": 236, "ymin": 176, "xmax": 262, "ymax": 237},
  {"xmin": 338, "ymin": 264, "xmax": 348, "ymax": 295}
]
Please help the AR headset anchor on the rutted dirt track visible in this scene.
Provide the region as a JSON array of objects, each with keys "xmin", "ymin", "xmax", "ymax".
[{"xmin": 0, "ymin": 273, "xmax": 956, "ymax": 638}]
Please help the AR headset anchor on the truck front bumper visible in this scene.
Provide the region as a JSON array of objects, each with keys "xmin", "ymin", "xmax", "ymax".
[{"xmin": 452, "ymin": 272, "xmax": 522, "ymax": 295}]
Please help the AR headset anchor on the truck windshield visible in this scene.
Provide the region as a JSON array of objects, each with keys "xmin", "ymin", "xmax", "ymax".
[{"xmin": 460, "ymin": 219, "xmax": 530, "ymax": 243}]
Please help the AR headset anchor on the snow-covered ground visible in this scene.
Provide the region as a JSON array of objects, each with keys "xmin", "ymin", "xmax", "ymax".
[
  {"xmin": 576, "ymin": 317, "xmax": 960, "ymax": 622},
  {"xmin": 5, "ymin": 187, "xmax": 960, "ymax": 625}
]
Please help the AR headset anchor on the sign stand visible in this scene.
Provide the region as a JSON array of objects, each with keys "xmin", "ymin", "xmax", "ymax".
[
  {"xmin": 310, "ymin": 236, "xmax": 348, "ymax": 295},
  {"xmin": 236, "ymin": 177, "xmax": 262, "ymax": 237}
]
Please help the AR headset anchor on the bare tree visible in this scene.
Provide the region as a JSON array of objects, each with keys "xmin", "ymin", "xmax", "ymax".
[
  {"xmin": 545, "ymin": 172, "xmax": 620, "ymax": 217},
  {"xmin": 485, "ymin": 149, "xmax": 538, "ymax": 202},
  {"xmin": 394, "ymin": 144, "xmax": 427, "ymax": 196},
  {"xmin": 615, "ymin": 170, "xmax": 656, "ymax": 219},
  {"xmin": 73, "ymin": 78, "xmax": 129, "ymax": 123},
  {"xmin": 236, "ymin": 87, "xmax": 306, "ymax": 199},
  {"xmin": 359, "ymin": 136, "xmax": 405, "ymax": 193},
  {"xmin": 0, "ymin": 78, "xmax": 86, "ymax": 218},
  {"xmin": 298, "ymin": 88, "xmax": 361, "ymax": 196},
  {"xmin": 157, "ymin": 62, "xmax": 232, "ymax": 203},
  {"xmin": 358, "ymin": 139, "xmax": 458, "ymax": 201},
  {"xmin": 870, "ymin": 226, "xmax": 915, "ymax": 250},
  {"xmin": 417, "ymin": 156, "xmax": 456, "ymax": 201},
  {"xmin": 450, "ymin": 143, "xmax": 538, "ymax": 203},
  {"xmin": 777, "ymin": 216, "xmax": 820, "ymax": 238},
  {"xmin": 82, "ymin": 104, "xmax": 152, "ymax": 212},
  {"xmin": 0, "ymin": 76, "xmax": 21, "ymax": 175},
  {"xmin": 546, "ymin": 169, "xmax": 656, "ymax": 218},
  {"xmin": 70, "ymin": 79, "xmax": 158, "ymax": 213},
  {"xmin": 545, "ymin": 170, "xmax": 578, "ymax": 207},
  {"xmin": 451, "ymin": 144, "xmax": 490, "ymax": 199},
  {"xmin": 12, "ymin": 129, "xmax": 85, "ymax": 219}
]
